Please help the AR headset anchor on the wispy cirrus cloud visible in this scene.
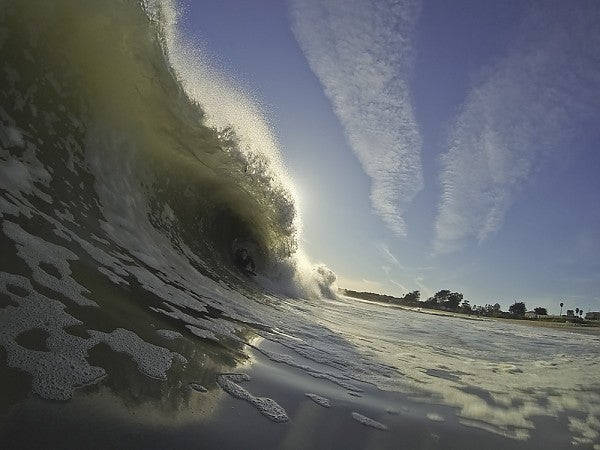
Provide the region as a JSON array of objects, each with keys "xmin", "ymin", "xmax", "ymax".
[
  {"xmin": 434, "ymin": 2, "xmax": 600, "ymax": 253},
  {"xmin": 390, "ymin": 279, "xmax": 409, "ymax": 293},
  {"xmin": 289, "ymin": 0, "xmax": 423, "ymax": 236},
  {"xmin": 375, "ymin": 241, "xmax": 402, "ymax": 268}
]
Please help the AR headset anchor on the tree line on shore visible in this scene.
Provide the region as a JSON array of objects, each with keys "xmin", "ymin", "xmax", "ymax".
[{"xmin": 341, "ymin": 288, "xmax": 587, "ymax": 321}]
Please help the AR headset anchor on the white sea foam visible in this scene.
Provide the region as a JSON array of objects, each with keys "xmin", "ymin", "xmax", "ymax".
[
  {"xmin": 427, "ymin": 413, "xmax": 444, "ymax": 422},
  {"xmin": 156, "ymin": 329, "xmax": 183, "ymax": 340},
  {"xmin": 0, "ymin": 273, "xmax": 105, "ymax": 400},
  {"xmin": 0, "ymin": 131, "xmax": 53, "ymax": 207},
  {"xmin": 351, "ymin": 412, "xmax": 388, "ymax": 431},
  {"xmin": 187, "ymin": 325, "xmax": 218, "ymax": 342},
  {"xmin": 217, "ymin": 373, "xmax": 289, "ymax": 423},
  {"xmin": 256, "ymin": 346, "xmax": 363, "ymax": 393},
  {"xmin": 5, "ymin": 125, "xmax": 24, "ymax": 147},
  {"xmin": 305, "ymin": 393, "xmax": 331, "ymax": 408},
  {"xmin": 0, "ymin": 271, "xmax": 185, "ymax": 401},
  {"xmin": 89, "ymin": 328, "xmax": 185, "ymax": 379},
  {"xmin": 306, "ymin": 296, "xmax": 600, "ymax": 442},
  {"xmin": 189, "ymin": 382, "xmax": 207, "ymax": 392},
  {"xmin": 3, "ymin": 220, "xmax": 96, "ymax": 307}
]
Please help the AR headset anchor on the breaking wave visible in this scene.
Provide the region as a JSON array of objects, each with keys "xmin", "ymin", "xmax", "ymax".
[{"xmin": 0, "ymin": 0, "xmax": 334, "ymax": 297}]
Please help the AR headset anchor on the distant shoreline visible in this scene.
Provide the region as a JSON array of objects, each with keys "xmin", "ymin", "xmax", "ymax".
[
  {"xmin": 491, "ymin": 316, "xmax": 600, "ymax": 336},
  {"xmin": 342, "ymin": 294, "xmax": 600, "ymax": 336}
]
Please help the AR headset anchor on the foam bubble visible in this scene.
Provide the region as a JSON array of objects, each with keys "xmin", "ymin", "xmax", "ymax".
[
  {"xmin": 189, "ymin": 382, "xmax": 207, "ymax": 392},
  {"xmin": 0, "ymin": 273, "xmax": 105, "ymax": 400},
  {"xmin": 156, "ymin": 329, "xmax": 183, "ymax": 340},
  {"xmin": 427, "ymin": 413, "xmax": 444, "ymax": 422},
  {"xmin": 187, "ymin": 325, "xmax": 218, "ymax": 342},
  {"xmin": 258, "ymin": 346, "xmax": 363, "ymax": 393},
  {"xmin": 6, "ymin": 126, "xmax": 25, "ymax": 147},
  {"xmin": 89, "ymin": 328, "xmax": 186, "ymax": 379},
  {"xmin": 97, "ymin": 266, "xmax": 129, "ymax": 285},
  {"xmin": 307, "ymin": 371, "xmax": 363, "ymax": 393},
  {"xmin": 0, "ymin": 272, "xmax": 187, "ymax": 400},
  {"xmin": 4, "ymin": 220, "xmax": 96, "ymax": 307},
  {"xmin": 217, "ymin": 373, "xmax": 288, "ymax": 423},
  {"xmin": 151, "ymin": 301, "xmax": 242, "ymax": 344},
  {"xmin": 351, "ymin": 412, "xmax": 388, "ymax": 431},
  {"xmin": 305, "ymin": 393, "xmax": 330, "ymax": 408}
]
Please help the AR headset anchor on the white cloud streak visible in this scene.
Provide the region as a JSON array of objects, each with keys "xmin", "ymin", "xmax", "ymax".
[
  {"xmin": 390, "ymin": 279, "xmax": 408, "ymax": 293},
  {"xmin": 375, "ymin": 241, "xmax": 401, "ymax": 268},
  {"xmin": 434, "ymin": 2, "xmax": 600, "ymax": 253},
  {"xmin": 414, "ymin": 276, "xmax": 432, "ymax": 299},
  {"xmin": 289, "ymin": 0, "xmax": 423, "ymax": 236}
]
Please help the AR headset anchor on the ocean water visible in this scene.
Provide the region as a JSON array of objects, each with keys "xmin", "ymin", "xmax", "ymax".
[{"xmin": 1, "ymin": 1, "xmax": 599, "ymax": 449}]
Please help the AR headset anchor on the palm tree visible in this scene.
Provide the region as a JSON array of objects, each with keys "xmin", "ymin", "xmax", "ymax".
[{"xmin": 560, "ymin": 302, "xmax": 564, "ymax": 316}]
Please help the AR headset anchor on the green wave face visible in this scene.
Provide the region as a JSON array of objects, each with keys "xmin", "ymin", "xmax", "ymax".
[{"xmin": 1, "ymin": 0, "xmax": 298, "ymax": 278}]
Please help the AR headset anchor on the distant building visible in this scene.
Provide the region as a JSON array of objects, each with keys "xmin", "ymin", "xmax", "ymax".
[
  {"xmin": 585, "ymin": 312, "xmax": 600, "ymax": 320},
  {"xmin": 525, "ymin": 311, "xmax": 538, "ymax": 319},
  {"xmin": 566, "ymin": 310, "xmax": 575, "ymax": 317}
]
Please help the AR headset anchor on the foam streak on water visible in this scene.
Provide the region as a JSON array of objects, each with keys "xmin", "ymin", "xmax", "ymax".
[
  {"xmin": 216, "ymin": 373, "xmax": 289, "ymax": 423},
  {"xmin": 299, "ymin": 297, "xmax": 600, "ymax": 443}
]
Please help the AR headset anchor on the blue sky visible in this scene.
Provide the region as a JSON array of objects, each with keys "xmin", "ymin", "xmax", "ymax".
[{"xmin": 177, "ymin": 0, "xmax": 600, "ymax": 314}]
